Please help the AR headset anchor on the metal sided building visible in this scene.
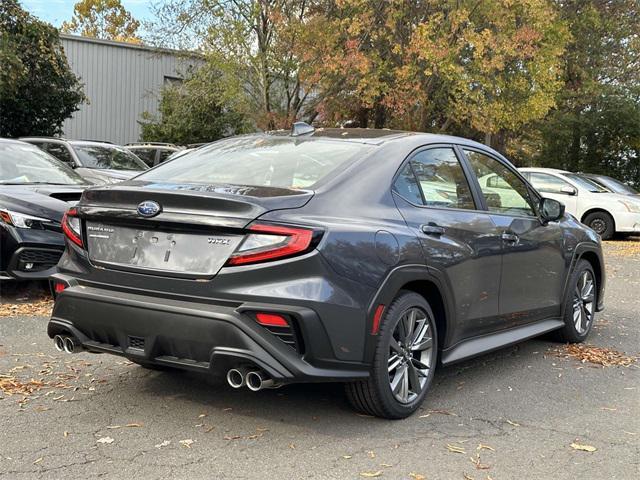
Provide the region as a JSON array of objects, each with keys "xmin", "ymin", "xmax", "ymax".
[{"xmin": 60, "ymin": 34, "xmax": 203, "ymax": 145}]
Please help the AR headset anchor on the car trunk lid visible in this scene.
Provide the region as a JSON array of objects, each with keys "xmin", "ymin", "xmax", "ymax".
[{"xmin": 76, "ymin": 181, "xmax": 313, "ymax": 278}]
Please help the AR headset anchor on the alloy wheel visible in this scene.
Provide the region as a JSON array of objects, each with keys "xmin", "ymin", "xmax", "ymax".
[
  {"xmin": 573, "ymin": 270, "xmax": 595, "ymax": 335},
  {"xmin": 387, "ymin": 307, "xmax": 433, "ymax": 404}
]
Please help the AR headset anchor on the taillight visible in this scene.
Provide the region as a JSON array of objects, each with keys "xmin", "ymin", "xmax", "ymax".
[
  {"xmin": 226, "ymin": 223, "xmax": 316, "ymax": 266},
  {"xmin": 62, "ymin": 208, "xmax": 83, "ymax": 247},
  {"xmin": 255, "ymin": 312, "xmax": 289, "ymax": 327}
]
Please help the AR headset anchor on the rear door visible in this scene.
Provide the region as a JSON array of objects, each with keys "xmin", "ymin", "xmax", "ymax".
[
  {"xmin": 462, "ymin": 149, "xmax": 567, "ymax": 324},
  {"xmin": 392, "ymin": 145, "xmax": 504, "ymax": 343}
]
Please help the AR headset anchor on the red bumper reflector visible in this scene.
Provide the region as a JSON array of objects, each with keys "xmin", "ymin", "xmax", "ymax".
[
  {"xmin": 371, "ymin": 304, "xmax": 385, "ymax": 335},
  {"xmin": 255, "ymin": 312, "xmax": 289, "ymax": 327},
  {"xmin": 54, "ymin": 282, "xmax": 66, "ymax": 293}
]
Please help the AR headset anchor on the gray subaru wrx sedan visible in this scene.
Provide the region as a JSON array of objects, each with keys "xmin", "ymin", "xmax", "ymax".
[{"xmin": 48, "ymin": 125, "xmax": 604, "ymax": 419}]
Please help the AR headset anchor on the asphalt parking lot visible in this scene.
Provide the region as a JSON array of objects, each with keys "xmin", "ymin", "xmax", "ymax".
[{"xmin": 0, "ymin": 241, "xmax": 638, "ymax": 480}]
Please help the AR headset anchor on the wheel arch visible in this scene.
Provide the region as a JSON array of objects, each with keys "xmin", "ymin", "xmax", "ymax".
[
  {"xmin": 581, "ymin": 208, "xmax": 616, "ymax": 230},
  {"xmin": 568, "ymin": 243, "xmax": 605, "ymax": 313},
  {"xmin": 364, "ymin": 265, "xmax": 454, "ymax": 362}
]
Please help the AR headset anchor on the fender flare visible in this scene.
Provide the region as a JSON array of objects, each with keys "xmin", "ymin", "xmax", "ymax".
[
  {"xmin": 563, "ymin": 242, "xmax": 605, "ymax": 314},
  {"xmin": 362, "ymin": 264, "xmax": 456, "ymax": 363}
]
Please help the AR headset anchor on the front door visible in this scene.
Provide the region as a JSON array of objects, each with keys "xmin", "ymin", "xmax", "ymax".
[
  {"xmin": 525, "ymin": 171, "xmax": 579, "ymax": 216},
  {"xmin": 392, "ymin": 146, "xmax": 504, "ymax": 345},
  {"xmin": 462, "ymin": 149, "xmax": 567, "ymax": 325}
]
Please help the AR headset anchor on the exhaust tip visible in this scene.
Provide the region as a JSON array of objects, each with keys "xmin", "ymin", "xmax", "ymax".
[
  {"xmin": 53, "ymin": 335, "xmax": 64, "ymax": 352},
  {"xmin": 63, "ymin": 337, "xmax": 76, "ymax": 354},
  {"xmin": 226, "ymin": 369, "xmax": 246, "ymax": 389},
  {"xmin": 246, "ymin": 371, "xmax": 264, "ymax": 391}
]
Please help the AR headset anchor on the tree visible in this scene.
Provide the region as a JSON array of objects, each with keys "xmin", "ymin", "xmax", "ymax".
[
  {"xmin": 0, "ymin": 0, "xmax": 86, "ymax": 137},
  {"xmin": 61, "ymin": 0, "xmax": 141, "ymax": 43},
  {"xmin": 151, "ymin": 0, "xmax": 318, "ymax": 130},
  {"xmin": 139, "ymin": 68, "xmax": 249, "ymax": 145},
  {"xmin": 301, "ymin": 0, "xmax": 568, "ymax": 144},
  {"xmin": 521, "ymin": 0, "xmax": 640, "ymax": 185}
]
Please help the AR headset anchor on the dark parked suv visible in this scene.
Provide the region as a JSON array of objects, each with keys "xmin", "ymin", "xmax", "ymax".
[{"xmin": 48, "ymin": 126, "xmax": 604, "ymax": 419}]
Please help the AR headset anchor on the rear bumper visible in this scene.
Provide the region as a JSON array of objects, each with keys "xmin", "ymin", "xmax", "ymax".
[{"xmin": 47, "ymin": 277, "xmax": 369, "ymax": 383}]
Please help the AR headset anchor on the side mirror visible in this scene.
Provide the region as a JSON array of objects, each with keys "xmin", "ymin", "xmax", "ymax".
[
  {"xmin": 561, "ymin": 185, "xmax": 577, "ymax": 196},
  {"xmin": 540, "ymin": 197, "xmax": 565, "ymax": 223}
]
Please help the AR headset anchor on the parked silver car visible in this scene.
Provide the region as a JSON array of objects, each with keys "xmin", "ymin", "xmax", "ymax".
[{"xmin": 20, "ymin": 137, "xmax": 148, "ymax": 184}]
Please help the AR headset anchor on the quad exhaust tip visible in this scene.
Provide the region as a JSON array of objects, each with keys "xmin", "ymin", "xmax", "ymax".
[
  {"xmin": 226, "ymin": 368, "xmax": 247, "ymax": 389},
  {"xmin": 53, "ymin": 335, "xmax": 80, "ymax": 354},
  {"xmin": 246, "ymin": 370, "xmax": 277, "ymax": 391}
]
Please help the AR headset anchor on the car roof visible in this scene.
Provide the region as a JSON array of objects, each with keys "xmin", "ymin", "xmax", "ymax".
[
  {"xmin": 68, "ymin": 140, "xmax": 123, "ymax": 147},
  {"xmin": 0, "ymin": 138, "xmax": 32, "ymax": 145},
  {"xmin": 520, "ymin": 167, "xmax": 570, "ymax": 174},
  {"xmin": 265, "ymin": 127, "xmax": 492, "ymax": 150}
]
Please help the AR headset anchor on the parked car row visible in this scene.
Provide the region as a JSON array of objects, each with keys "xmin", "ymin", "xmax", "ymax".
[{"xmin": 0, "ymin": 127, "xmax": 636, "ymax": 418}]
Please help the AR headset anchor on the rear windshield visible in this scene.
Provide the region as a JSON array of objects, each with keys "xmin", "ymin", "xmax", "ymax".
[
  {"xmin": 74, "ymin": 145, "xmax": 148, "ymax": 171},
  {"xmin": 589, "ymin": 175, "xmax": 638, "ymax": 195},
  {"xmin": 137, "ymin": 136, "xmax": 372, "ymax": 189}
]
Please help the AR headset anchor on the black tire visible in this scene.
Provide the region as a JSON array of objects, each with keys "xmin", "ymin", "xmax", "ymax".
[
  {"xmin": 583, "ymin": 211, "xmax": 615, "ymax": 240},
  {"xmin": 554, "ymin": 259, "xmax": 597, "ymax": 343},
  {"xmin": 345, "ymin": 291, "xmax": 438, "ymax": 419}
]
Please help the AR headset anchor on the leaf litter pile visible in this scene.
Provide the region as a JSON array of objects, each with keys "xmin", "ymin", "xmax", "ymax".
[
  {"xmin": 552, "ymin": 343, "xmax": 637, "ymax": 367},
  {"xmin": 0, "ymin": 297, "xmax": 53, "ymax": 317},
  {"xmin": 603, "ymin": 239, "xmax": 640, "ymax": 257}
]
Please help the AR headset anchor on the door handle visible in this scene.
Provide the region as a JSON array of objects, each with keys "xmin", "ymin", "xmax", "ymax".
[
  {"xmin": 421, "ymin": 223, "xmax": 445, "ymax": 235},
  {"xmin": 501, "ymin": 232, "xmax": 519, "ymax": 243}
]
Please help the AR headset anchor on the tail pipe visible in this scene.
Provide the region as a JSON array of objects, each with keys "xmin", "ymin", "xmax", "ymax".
[
  {"xmin": 226, "ymin": 368, "xmax": 248, "ymax": 389},
  {"xmin": 53, "ymin": 335, "xmax": 81, "ymax": 354},
  {"xmin": 246, "ymin": 369, "xmax": 281, "ymax": 391}
]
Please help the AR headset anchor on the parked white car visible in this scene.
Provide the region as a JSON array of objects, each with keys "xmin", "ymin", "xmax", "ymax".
[{"xmin": 520, "ymin": 167, "xmax": 640, "ymax": 239}]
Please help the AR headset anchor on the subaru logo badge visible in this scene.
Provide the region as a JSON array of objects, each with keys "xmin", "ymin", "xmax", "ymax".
[{"xmin": 137, "ymin": 200, "xmax": 161, "ymax": 218}]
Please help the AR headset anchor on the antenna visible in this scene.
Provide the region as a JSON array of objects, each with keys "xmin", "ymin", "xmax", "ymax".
[{"xmin": 291, "ymin": 122, "xmax": 315, "ymax": 136}]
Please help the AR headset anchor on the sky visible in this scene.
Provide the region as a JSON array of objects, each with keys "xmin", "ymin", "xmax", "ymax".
[{"xmin": 21, "ymin": 0, "xmax": 154, "ymax": 29}]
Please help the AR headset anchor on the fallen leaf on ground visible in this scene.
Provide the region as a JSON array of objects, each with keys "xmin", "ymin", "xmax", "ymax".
[
  {"xmin": 380, "ymin": 463, "xmax": 392, "ymax": 467},
  {"xmin": 0, "ymin": 375, "xmax": 45, "ymax": 396},
  {"xmin": 470, "ymin": 454, "xmax": 490, "ymax": 470},
  {"xmin": 155, "ymin": 440, "xmax": 171, "ymax": 448},
  {"xmin": 446, "ymin": 444, "xmax": 466, "ymax": 454},
  {"xmin": 33, "ymin": 457, "xmax": 43, "ymax": 464},
  {"xmin": 570, "ymin": 442, "xmax": 597, "ymax": 452},
  {"xmin": 96, "ymin": 436, "xmax": 114, "ymax": 444},
  {"xmin": 463, "ymin": 473, "xmax": 475, "ymax": 480},
  {"xmin": 551, "ymin": 344, "xmax": 636, "ymax": 367},
  {"xmin": 360, "ymin": 471, "xmax": 383, "ymax": 478},
  {"xmin": 409, "ymin": 474, "xmax": 425, "ymax": 480},
  {"xmin": 0, "ymin": 298, "xmax": 53, "ymax": 317},
  {"xmin": 477, "ymin": 444, "xmax": 495, "ymax": 451},
  {"xmin": 427, "ymin": 409, "xmax": 457, "ymax": 416},
  {"xmin": 125, "ymin": 423, "xmax": 143, "ymax": 428},
  {"xmin": 179, "ymin": 439, "xmax": 195, "ymax": 448},
  {"xmin": 342, "ymin": 455, "xmax": 352, "ymax": 459},
  {"xmin": 506, "ymin": 420, "xmax": 520, "ymax": 427}
]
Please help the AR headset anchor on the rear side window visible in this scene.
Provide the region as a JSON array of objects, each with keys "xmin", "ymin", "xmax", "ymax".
[
  {"xmin": 138, "ymin": 137, "xmax": 372, "ymax": 189},
  {"xmin": 393, "ymin": 164, "xmax": 424, "ymax": 204},
  {"xmin": 397, "ymin": 148, "xmax": 475, "ymax": 210},
  {"xmin": 44, "ymin": 143, "xmax": 74, "ymax": 165},
  {"xmin": 131, "ymin": 148, "xmax": 157, "ymax": 167}
]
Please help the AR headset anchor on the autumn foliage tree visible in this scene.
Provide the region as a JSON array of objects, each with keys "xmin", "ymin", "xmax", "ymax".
[
  {"xmin": 152, "ymin": 0, "xmax": 318, "ymax": 130},
  {"xmin": 61, "ymin": 0, "xmax": 141, "ymax": 43},
  {"xmin": 301, "ymin": 0, "xmax": 568, "ymax": 146},
  {"xmin": 0, "ymin": 0, "xmax": 86, "ymax": 137}
]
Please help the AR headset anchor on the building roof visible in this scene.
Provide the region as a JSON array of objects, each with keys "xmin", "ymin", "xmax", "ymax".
[{"xmin": 60, "ymin": 34, "xmax": 204, "ymax": 59}]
